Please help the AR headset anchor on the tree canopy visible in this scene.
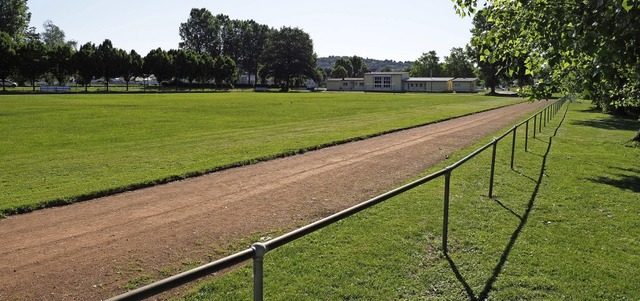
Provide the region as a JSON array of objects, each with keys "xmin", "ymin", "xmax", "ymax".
[
  {"xmin": 260, "ymin": 26, "xmax": 317, "ymax": 91},
  {"xmin": 452, "ymin": 0, "xmax": 640, "ymax": 140},
  {"xmin": 409, "ymin": 51, "xmax": 442, "ymax": 77},
  {"xmin": 0, "ymin": 0, "xmax": 30, "ymax": 41}
]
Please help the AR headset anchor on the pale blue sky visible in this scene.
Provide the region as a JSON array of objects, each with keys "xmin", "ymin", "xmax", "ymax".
[{"xmin": 27, "ymin": 0, "xmax": 473, "ymax": 62}]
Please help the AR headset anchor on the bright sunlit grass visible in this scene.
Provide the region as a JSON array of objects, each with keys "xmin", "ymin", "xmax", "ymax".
[
  {"xmin": 0, "ymin": 92, "xmax": 521, "ymax": 215},
  {"xmin": 180, "ymin": 101, "xmax": 640, "ymax": 300}
]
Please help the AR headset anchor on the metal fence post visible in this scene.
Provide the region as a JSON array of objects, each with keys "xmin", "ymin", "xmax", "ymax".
[
  {"xmin": 252, "ymin": 243, "xmax": 268, "ymax": 301},
  {"xmin": 489, "ymin": 139, "xmax": 497, "ymax": 198},
  {"xmin": 539, "ymin": 112, "xmax": 543, "ymax": 133},
  {"xmin": 525, "ymin": 120, "xmax": 529, "ymax": 152},
  {"xmin": 544, "ymin": 108, "xmax": 547, "ymax": 127},
  {"xmin": 533, "ymin": 114, "xmax": 537, "ymax": 138},
  {"xmin": 442, "ymin": 169, "xmax": 451, "ymax": 254},
  {"xmin": 510, "ymin": 127, "xmax": 517, "ymax": 170}
]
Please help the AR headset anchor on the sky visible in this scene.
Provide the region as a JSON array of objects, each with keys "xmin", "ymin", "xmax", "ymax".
[{"xmin": 27, "ymin": 0, "xmax": 474, "ymax": 62}]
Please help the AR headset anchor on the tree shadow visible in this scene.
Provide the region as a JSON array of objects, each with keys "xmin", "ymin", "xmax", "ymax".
[
  {"xmin": 588, "ymin": 167, "xmax": 640, "ymax": 193},
  {"xmin": 443, "ymin": 104, "xmax": 569, "ymax": 300},
  {"xmin": 572, "ymin": 115, "xmax": 639, "ymax": 132}
]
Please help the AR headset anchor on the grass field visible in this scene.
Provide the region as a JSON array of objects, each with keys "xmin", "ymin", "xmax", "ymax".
[
  {"xmin": 0, "ymin": 92, "xmax": 523, "ymax": 216},
  {"xmin": 179, "ymin": 101, "xmax": 640, "ymax": 300}
]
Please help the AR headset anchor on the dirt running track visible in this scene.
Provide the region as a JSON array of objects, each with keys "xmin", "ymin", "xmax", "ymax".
[{"xmin": 0, "ymin": 101, "xmax": 548, "ymax": 300}]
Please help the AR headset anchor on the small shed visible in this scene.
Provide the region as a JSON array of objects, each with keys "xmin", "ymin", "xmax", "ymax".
[{"xmin": 453, "ymin": 78, "xmax": 478, "ymax": 93}]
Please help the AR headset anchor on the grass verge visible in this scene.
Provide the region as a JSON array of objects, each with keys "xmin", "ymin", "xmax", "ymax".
[
  {"xmin": 0, "ymin": 92, "xmax": 521, "ymax": 216},
  {"xmin": 178, "ymin": 101, "xmax": 640, "ymax": 300}
]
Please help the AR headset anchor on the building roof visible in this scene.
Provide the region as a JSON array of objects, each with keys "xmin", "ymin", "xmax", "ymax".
[
  {"xmin": 452, "ymin": 77, "xmax": 478, "ymax": 82},
  {"xmin": 327, "ymin": 78, "xmax": 364, "ymax": 81},
  {"xmin": 404, "ymin": 77, "xmax": 454, "ymax": 82},
  {"xmin": 366, "ymin": 72, "xmax": 408, "ymax": 75}
]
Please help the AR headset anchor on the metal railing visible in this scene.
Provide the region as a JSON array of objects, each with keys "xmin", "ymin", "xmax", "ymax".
[{"xmin": 107, "ymin": 99, "xmax": 566, "ymax": 301}]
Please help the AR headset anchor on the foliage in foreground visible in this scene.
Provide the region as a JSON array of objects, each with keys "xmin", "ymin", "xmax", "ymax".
[
  {"xmin": 454, "ymin": 0, "xmax": 640, "ymax": 141},
  {"xmin": 180, "ymin": 101, "xmax": 639, "ymax": 300}
]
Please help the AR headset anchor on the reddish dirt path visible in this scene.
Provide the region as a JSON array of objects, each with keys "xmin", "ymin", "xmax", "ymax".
[{"xmin": 0, "ymin": 101, "xmax": 547, "ymax": 300}]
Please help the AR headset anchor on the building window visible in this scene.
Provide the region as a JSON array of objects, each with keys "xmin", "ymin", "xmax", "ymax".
[
  {"xmin": 343, "ymin": 82, "xmax": 348, "ymax": 86},
  {"xmin": 383, "ymin": 77, "xmax": 391, "ymax": 88},
  {"xmin": 374, "ymin": 77, "xmax": 382, "ymax": 88}
]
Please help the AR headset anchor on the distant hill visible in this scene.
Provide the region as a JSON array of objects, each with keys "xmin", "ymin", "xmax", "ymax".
[{"xmin": 317, "ymin": 56, "xmax": 413, "ymax": 73}]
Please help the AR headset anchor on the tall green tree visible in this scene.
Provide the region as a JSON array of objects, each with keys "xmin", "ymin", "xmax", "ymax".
[
  {"xmin": 261, "ymin": 26, "xmax": 317, "ymax": 91},
  {"xmin": 212, "ymin": 55, "xmax": 236, "ymax": 87},
  {"xmin": 197, "ymin": 53, "xmax": 215, "ymax": 87},
  {"xmin": 409, "ymin": 51, "xmax": 442, "ymax": 77},
  {"xmin": 179, "ymin": 8, "xmax": 217, "ymax": 55},
  {"xmin": 46, "ymin": 43, "xmax": 74, "ymax": 85},
  {"xmin": 331, "ymin": 65, "xmax": 348, "ymax": 79},
  {"xmin": 349, "ymin": 55, "xmax": 369, "ymax": 77},
  {"xmin": 240, "ymin": 20, "xmax": 270, "ymax": 86},
  {"xmin": 315, "ymin": 66, "xmax": 327, "ymax": 86},
  {"xmin": 442, "ymin": 47, "xmax": 476, "ymax": 78},
  {"xmin": 333, "ymin": 57, "xmax": 353, "ymax": 78},
  {"xmin": 451, "ymin": 0, "xmax": 640, "ymax": 139},
  {"xmin": 143, "ymin": 48, "xmax": 174, "ymax": 85},
  {"xmin": 119, "ymin": 49, "xmax": 143, "ymax": 91},
  {"xmin": 0, "ymin": 0, "xmax": 31, "ymax": 41},
  {"xmin": 41, "ymin": 20, "xmax": 65, "ymax": 46},
  {"xmin": 468, "ymin": 8, "xmax": 504, "ymax": 94},
  {"xmin": 174, "ymin": 48, "xmax": 200, "ymax": 86},
  {"xmin": 17, "ymin": 38, "xmax": 47, "ymax": 90},
  {"xmin": 96, "ymin": 39, "xmax": 120, "ymax": 91},
  {"xmin": 73, "ymin": 42, "xmax": 97, "ymax": 91},
  {"xmin": 0, "ymin": 32, "xmax": 18, "ymax": 91}
]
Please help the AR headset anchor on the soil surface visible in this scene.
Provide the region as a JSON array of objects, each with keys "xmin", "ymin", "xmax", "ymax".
[{"xmin": 0, "ymin": 101, "xmax": 547, "ymax": 301}]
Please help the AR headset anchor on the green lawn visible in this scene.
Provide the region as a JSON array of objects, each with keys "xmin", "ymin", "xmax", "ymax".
[
  {"xmin": 180, "ymin": 101, "xmax": 640, "ymax": 300},
  {"xmin": 0, "ymin": 92, "xmax": 522, "ymax": 215}
]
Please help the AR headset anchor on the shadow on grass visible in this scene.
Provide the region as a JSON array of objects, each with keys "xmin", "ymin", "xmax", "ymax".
[
  {"xmin": 444, "ymin": 103, "xmax": 569, "ymax": 300},
  {"xmin": 572, "ymin": 115, "xmax": 639, "ymax": 132},
  {"xmin": 588, "ymin": 167, "xmax": 640, "ymax": 193}
]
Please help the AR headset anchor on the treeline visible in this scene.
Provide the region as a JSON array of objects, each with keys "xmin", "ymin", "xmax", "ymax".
[
  {"xmin": 317, "ymin": 56, "xmax": 413, "ymax": 73},
  {"xmin": 1, "ymin": 6, "xmax": 322, "ymax": 92}
]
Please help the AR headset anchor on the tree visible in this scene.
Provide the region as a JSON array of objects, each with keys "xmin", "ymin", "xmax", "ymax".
[
  {"xmin": 174, "ymin": 48, "xmax": 200, "ymax": 87},
  {"xmin": 41, "ymin": 20, "xmax": 65, "ymax": 46},
  {"xmin": 119, "ymin": 49, "xmax": 143, "ymax": 91},
  {"xmin": 46, "ymin": 43, "xmax": 74, "ymax": 85},
  {"xmin": 0, "ymin": 32, "xmax": 18, "ymax": 91},
  {"xmin": 331, "ymin": 65, "xmax": 348, "ymax": 79},
  {"xmin": 333, "ymin": 57, "xmax": 353, "ymax": 78},
  {"xmin": 349, "ymin": 55, "xmax": 369, "ymax": 77},
  {"xmin": 212, "ymin": 55, "xmax": 236, "ymax": 87},
  {"xmin": 261, "ymin": 26, "xmax": 317, "ymax": 91},
  {"xmin": 143, "ymin": 48, "xmax": 174, "ymax": 85},
  {"xmin": 74, "ymin": 42, "xmax": 97, "ymax": 91},
  {"xmin": 468, "ymin": 8, "xmax": 503, "ymax": 94},
  {"xmin": 96, "ymin": 39, "xmax": 120, "ymax": 91},
  {"xmin": 197, "ymin": 53, "xmax": 215, "ymax": 88},
  {"xmin": 0, "ymin": 0, "xmax": 31, "ymax": 41},
  {"xmin": 410, "ymin": 51, "xmax": 442, "ymax": 77},
  {"xmin": 452, "ymin": 0, "xmax": 640, "ymax": 141},
  {"xmin": 17, "ymin": 38, "xmax": 47, "ymax": 90},
  {"xmin": 240, "ymin": 20, "xmax": 270, "ymax": 86},
  {"xmin": 442, "ymin": 47, "xmax": 476, "ymax": 78},
  {"xmin": 314, "ymin": 67, "xmax": 327, "ymax": 86},
  {"xmin": 179, "ymin": 8, "xmax": 217, "ymax": 55}
]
